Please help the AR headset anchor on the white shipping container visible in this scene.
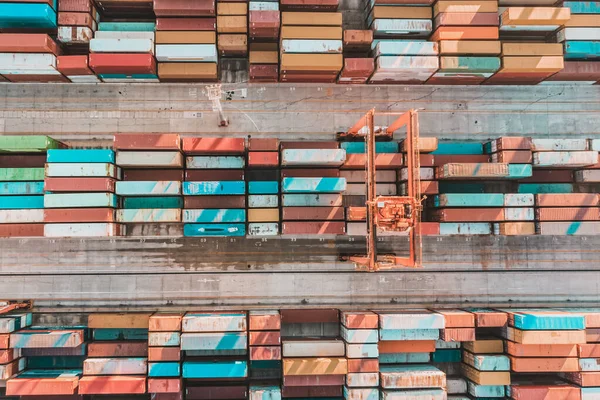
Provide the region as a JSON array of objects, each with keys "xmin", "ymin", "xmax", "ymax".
[
  {"xmin": 57, "ymin": 27, "xmax": 93, "ymax": 44},
  {"xmin": 575, "ymin": 170, "xmax": 600, "ymax": 183},
  {"xmin": 116, "ymin": 151, "xmax": 183, "ymax": 168},
  {"xmin": 504, "ymin": 193, "xmax": 534, "ymax": 206},
  {"xmin": 90, "ymin": 38, "xmax": 155, "ymax": 54},
  {"xmin": 282, "ymin": 340, "xmax": 345, "ymax": 357},
  {"xmin": 44, "ymin": 223, "xmax": 122, "ymax": 237},
  {"xmin": 533, "ymin": 151, "xmax": 598, "ymax": 167},
  {"xmin": 557, "ymin": 27, "xmax": 600, "ymax": 42},
  {"xmin": 155, "ymin": 45, "xmax": 218, "ymax": 62},
  {"xmin": 94, "ymin": 31, "xmax": 156, "ymax": 40},
  {"xmin": 531, "ymin": 138, "xmax": 588, "ymax": 151},
  {"xmin": 67, "ymin": 75, "xmax": 102, "ymax": 83},
  {"xmin": 45, "ymin": 163, "xmax": 118, "ymax": 178},
  {"xmin": 0, "ymin": 54, "xmax": 58, "ymax": 73},
  {"xmin": 0, "ymin": 209, "xmax": 44, "ymax": 224},
  {"xmin": 505, "ymin": 207, "xmax": 535, "ymax": 221},
  {"xmin": 249, "ymin": 1, "xmax": 279, "ymax": 10},
  {"xmin": 399, "ymin": 167, "xmax": 435, "ymax": 181}
]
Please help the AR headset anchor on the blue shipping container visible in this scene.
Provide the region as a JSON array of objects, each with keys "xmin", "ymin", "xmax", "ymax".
[
  {"xmin": 431, "ymin": 142, "xmax": 483, "ymax": 155},
  {"xmin": 183, "ymin": 209, "xmax": 246, "ymax": 223},
  {"xmin": 183, "ymin": 360, "xmax": 247, "ymax": 379},
  {"xmin": 183, "ymin": 181, "xmax": 246, "ymax": 195},
  {"xmin": 0, "ymin": 182, "xmax": 44, "ymax": 196},
  {"xmin": 248, "ymin": 181, "xmax": 279, "ymax": 194},
  {"xmin": 282, "ymin": 177, "xmax": 346, "ymax": 193},
  {"xmin": 0, "ymin": 195, "xmax": 44, "ymax": 209},
  {"xmin": 340, "ymin": 142, "xmax": 399, "ymax": 154},
  {"xmin": 184, "ymin": 223, "xmax": 246, "ymax": 237},
  {"xmin": 0, "ymin": 4, "xmax": 57, "ymax": 29},
  {"xmin": 47, "ymin": 149, "xmax": 115, "ymax": 163},
  {"xmin": 148, "ymin": 362, "xmax": 181, "ymax": 377}
]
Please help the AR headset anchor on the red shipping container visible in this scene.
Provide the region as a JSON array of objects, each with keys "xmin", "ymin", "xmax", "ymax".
[
  {"xmin": 282, "ymin": 385, "xmax": 342, "ymax": 398},
  {"xmin": 249, "ymin": 331, "xmax": 281, "ymax": 346},
  {"xmin": 283, "ymin": 374, "xmax": 345, "ymax": 386},
  {"xmin": 536, "ymin": 194, "xmax": 599, "ymax": 207},
  {"xmin": 114, "ymin": 133, "xmax": 180, "ymax": 150},
  {"xmin": 0, "ymin": 33, "xmax": 60, "ymax": 55},
  {"xmin": 250, "ymin": 11, "xmax": 280, "ymax": 29},
  {"xmin": 44, "ymin": 208, "xmax": 115, "ymax": 223},
  {"xmin": 249, "ymin": 312, "xmax": 281, "ymax": 330},
  {"xmin": 156, "ymin": 18, "xmax": 216, "ymax": 31},
  {"xmin": 59, "ymin": 0, "xmax": 93, "ymax": 12},
  {"xmin": 347, "ymin": 207, "xmax": 366, "ymax": 221},
  {"xmin": 0, "ymin": 154, "xmax": 46, "ymax": 168},
  {"xmin": 153, "ymin": 393, "xmax": 184, "ymax": 400},
  {"xmin": 0, "ymin": 334, "xmax": 9, "ymax": 349},
  {"xmin": 248, "ymin": 138, "xmax": 279, "ymax": 152},
  {"xmin": 578, "ymin": 344, "xmax": 600, "ymax": 358},
  {"xmin": 148, "ymin": 347, "xmax": 181, "ymax": 362},
  {"xmin": 0, "ymin": 349, "xmax": 18, "ymax": 364},
  {"xmin": 434, "ymin": 12, "xmax": 499, "ymax": 26},
  {"xmin": 431, "ymin": 208, "xmax": 504, "ymax": 222},
  {"xmin": 489, "ymin": 137, "xmax": 532, "ymax": 151},
  {"xmin": 6, "ymin": 377, "xmax": 79, "ymax": 396},
  {"xmin": 123, "ymin": 169, "xmax": 184, "ymax": 181},
  {"xmin": 88, "ymin": 341, "xmax": 148, "ymax": 358},
  {"xmin": 248, "ymin": 152, "xmax": 279, "ymax": 167},
  {"xmin": 470, "ymin": 310, "xmax": 508, "ymax": 327},
  {"xmin": 347, "ymin": 358, "xmax": 379, "ymax": 374},
  {"xmin": 183, "ymin": 196, "xmax": 246, "ymax": 209},
  {"xmin": 342, "ymin": 154, "xmax": 404, "ymax": 170},
  {"xmin": 536, "ymin": 207, "xmax": 599, "ymax": 221},
  {"xmin": 8, "ymin": 397, "xmax": 83, "ymax": 400},
  {"xmin": 339, "ymin": 58, "xmax": 374, "ymax": 79},
  {"xmin": 491, "ymin": 150, "xmax": 533, "ymax": 163},
  {"xmin": 432, "ymin": 154, "xmax": 489, "ymax": 166},
  {"xmin": 0, "ymin": 224, "xmax": 44, "ymax": 237},
  {"xmin": 281, "ymin": 169, "xmax": 340, "ymax": 178},
  {"xmin": 280, "ymin": 74, "xmax": 337, "ymax": 83},
  {"xmin": 421, "ymin": 222, "xmax": 440, "ymax": 235},
  {"xmin": 184, "ymin": 170, "xmax": 244, "ymax": 181},
  {"xmin": 182, "ymin": 138, "xmax": 245, "ymax": 155},
  {"xmin": 546, "ymin": 61, "xmax": 600, "ymax": 82},
  {"xmin": 506, "ymin": 342, "xmax": 578, "ymax": 357},
  {"xmin": 280, "ymin": 0, "xmax": 339, "ymax": 10},
  {"xmin": 153, "ymin": 0, "xmax": 215, "ymax": 16},
  {"xmin": 521, "ymin": 169, "xmax": 573, "ymax": 183},
  {"xmin": 58, "ymin": 12, "xmax": 95, "ymax": 28},
  {"xmin": 441, "ymin": 327, "xmax": 475, "ymax": 341},
  {"xmin": 341, "ymin": 311, "xmax": 378, "ymax": 329},
  {"xmin": 509, "ymin": 383, "xmax": 581, "ymax": 400},
  {"xmin": 89, "ymin": 54, "xmax": 157, "ymax": 75},
  {"xmin": 282, "ymin": 221, "xmax": 345, "ymax": 234},
  {"xmin": 588, "ymin": 329, "xmax": 600, "ymax": 343},
  {"xmin": 57, "ymin": 55, "xmax": 93, "ymax": 75},
  {"xmin": 379, "ymin": 340, "xmax": 435, "ymax": 354},
  {"xmin": 249, "ymin": 346, "xmax": 281, "ymax": 360},
  {"xmin": 148, "ymin": 378, "xmax": 181, "ymax": 393},
  {"xmin": 281, "ymin": 309, "xmax": 339, "ymax": 323},
  {"xmin": 249, "ymin": 65, "xmax": 279, "ymax": 82},
  {"xmin": 6, "ymin": 74, "xmax": 70, "ymax": 83},
  {"xmin": 185, "ymin": 385, "xmax": 247, "ymax": 400},
  {"xmin": 282, "ymin": 206, "xmax": 345, "ymax": 221},
  {"xmin": 280, "ymin": 141, "xmax": 339, "ymax": 150},
  {"xmin": 78, "ymin": 376, "xmax": 146, "ymax": 394}
]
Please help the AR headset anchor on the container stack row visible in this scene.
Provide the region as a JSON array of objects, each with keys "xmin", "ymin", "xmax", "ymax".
[
  {"xmin": 0, "ymin": 135, "xmax": 597, "ymax": 238},
  {"xmin": 8, "ymin": 309, "xmax": 600, "ymax": 398}
]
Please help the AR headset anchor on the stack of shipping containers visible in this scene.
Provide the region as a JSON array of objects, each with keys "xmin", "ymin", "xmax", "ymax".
[
  {"xmin": 248, "ymin": 310, "xmax": 281, "ymax": 385},
  {"xmin": 428, "ymin": 0, "xmax": 501, "ymax": 84},
  {"xmin": 368, "ymin": 0, "xmax": 437, "ymax": 83},
  {"xmin": 115, "ymin": 134, "xmax": 183, "ymax": 237},
  {"xmin": 248, "ymin": 0, "xmax": 280, "ymax": 83},
  {"xmin": 148, "ymin": 313, "xmax": 183, "ymax": 400},
  {"xmin": 78, "ymin": 313, "xmax": 149, "ymax": 396},
  {"xmin": 280, "ymin": 11, "xmax": 343, "ymax": 82},
  {"xmin": 0, "ymin": 136, "xmax": 56, "ymax": 238},
  {"xmin": 181, "ymin": 312, "xmax": 248, "ymax": 397},
  {"xmin": 57, "ymin": 0, "xmax": 99, "ymax": 54},
  {"xmin": 217, "ymin": 0, "xmax": 248, "ymax": 58},
  {"xmin": 281, "ymin": 142, "xmax": 347, "ymax": 235},
  {"xmin": 154, "ymin": 0, "xmax": 218, "ymax": 82},
  {"xmin": 183, "ymin": 137, "xmax": 247, "ymax": 237},
  {"xmin": 44, "ymin": 147, "xmax": 120, "ymax": 237},
  {"xmin": 247, "ymin": 138, "xmax": 280, "ymax": 236},
  {"xmin": 339, "ymin": 29, "xmax": 374, "ymax": 84}
]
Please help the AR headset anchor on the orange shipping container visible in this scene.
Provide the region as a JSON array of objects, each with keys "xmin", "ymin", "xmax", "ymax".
[
  {"xmin": 341, "ymin": 311, "xmax": 378, "ymax": 329},
  {"xmin": 281, "ymin": 12, "xmax": 342, "ymax": 26},
  {"xmin": 217, "ymin": 2, "xmax": 247, "ymax": 15},
  {"xmin": 347, "ymin": 358, "xmax": 379, "ymax": 373},
  {"xmin": 343, "ymin": 154, "xmax": 403, "ymax": 169},
  {"xmin": 501, "ymin": 7, "xmax": 570, "ymax": 25},
  {"xmin": 281, "ymin": 54, "xmax": 343, "ymax": 72},
  {"xmin": 509, "ymin": 383, "xmax": 581, "ymax": 400},
  {"xmin": 78, "ymin": 376, "xmax": 146, "ymax": 394},
  {"xmin": 430, "ymin": 26, "xmax": 499, "ymax": 41},
  {"xmin": 148, "ymin": 347, "xmax": 180, "ymax": 362},
  {"xmin": 217, "ymin": 16, "xmax": 247, "ymax": 33},
  {"xmin": 461, "ymin": 364, "xmax": 510, "ymax": 385},
  {"xmin": 505, "ymin": 327, "xmax": 586, "ymax": 345},
  {"xmin": 566, "ymin": 15, "xmax": 600, "ymax": 27},
  {"xmin": 470, "ymin": 310, "xmax": 508, "ymax": 327},
  {"xmin": 88, "ymin": 313, "xmax": 151, "ymax": 329},
  {"xmin": 149, "ymin": 313, "xmax": 182, "ymax": 332},
  {"xmin": 578, "ymin": 344, "xmax": 600, "ymax": 358},
  {"xmin": 502, "ymin": 43, "xmax": 563, "ymax": 56},
  {"xmin": 561, "ymin": 371, "xmax": 600, "ymax": 387},
  {"xmin": 249, "ymin": 312, "xmax": 281, "ymax": 331},
  {"xmin": 463, "ymin": 339, "xmax": 504, "ymax": 354},
  {"xmin": 436, "ymin": 310, "xmax": 475, "ymax": 328},
  {"xmin": 536, "ymin": 193, "xmax": 599, "ymax": 207},
  {"xmin": 441, "ymin": 328, "xmax": 475, "ymax": 341},
  {"xmin": 536, "ymin": 207, "xmax": 599, "ymax": 221},
  {"xmin": 501, "ymin": 56, "xmax": 564, "ymax": 73},
  {"xmin": 496, "ymin": 222, "xmax": 536, "ymax": 235},
  {"xmin": 283, "ymin": 358, "xmax": 348, "ymax": 376},
  {"xmin": 249, "ymin": 331, "xmax": 281, "ymax": 346},
  {"xmin": 6, "ymin": 376, "xmax": 79, "ymax": 396},
  {"xmin": 379, "ymin": 340, "xmax": 436, "ymax": 354},
  {"xmin": 158, "ymin": 63, "xmax": 218, "ymax": 81},
  {"xmin": 506, "ymin": 342, "xmax": 578, "ymax": 357},
  {"xmin": 434, "ymin": 0, "xmax": 498, "ymax": 15},
  {"xmin": 439, "ymin": 40, "xmax": 501, "ymax": 55},
  {"xmin": 281, "ymin": 26, "xmax": 343, "ymax": 39},
  {"xmin": 509, "ymin": 356, "xmax": 580, "ymax": 372}
]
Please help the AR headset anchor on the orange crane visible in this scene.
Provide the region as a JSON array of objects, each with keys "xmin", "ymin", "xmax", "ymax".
[
  {"xmin": 0, "ymin": 300, "xmax": 32, "ymax": 315},
  {"xmin": 339, "ymin": 109, "xmax": 424, "ymax": 271}
]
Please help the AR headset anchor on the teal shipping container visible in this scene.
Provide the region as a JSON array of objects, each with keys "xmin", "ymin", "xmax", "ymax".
[
  {"xmin": 122, "ymin": 197, "xmax": 183, "ymax": 209},
  {"xmin": 464, "ymin": 353, "xmax": 509, "ymax": 370},
  {"xmin": 183, "ymin": 209, "xmax": 246, "ymax": 223},
  {"xmin": 180, "ymin": 332, "xmax": 247, "ymax": 351},
  {"xmin": 186, "ymin": 156, "xmax": 245, "ymax": 169},
  {"xmin": 47, "ymin": 149, "xmax": 115, "ymax": 163},
  {"xmin": 247, "ymin": 223, "xmax": 279, "ymax": 236},
  {"xmin": 248, "ymin": 181, "xmax": 279, "ymax": 194},
  {"xmin": 27, "ymin": 356, "xmax": 86, "ymax": 369},
  {"xmin": 432, "ymin": 142, "xmax": 483, "ymax": 155},
  {"xmin": 282, "ymin": 177, "xmax": 346, "ymax": 193},
  {"xmin": 0, "ymin": 182, "xmax": 44, "ymax": 195},
  {"xmin": 563, "ymin": 1, "xmax": 600, "ymax": 12},
  {"xmin": 468, "ymin": 382, "xmax": 504, "ymax": 398},
  {"xmin": 98, "ymin": 22, "xmax": 156, "ymax": 31},
  {"xmin": 184, "ymin": 223, "xmax": 246, "ymax": 237},
  {"xmin": 44, "ymin": 193, "xmax": 117, "ymax": 208},
  {"xmin": 45, "ymin": 163, "xmax": 118, "ymax": 178},
  {"xmin": 380, "ymin": 352, "xmax": 431, "ymax": 364},
  {"xmin": 433, "ymin": 194, "xmax": 504, "ymax": 207},
  {"xmin": 148, "ymin": 362, "xmax": 181, "ymax": 377},
  {"xmin": 93, "ymin": 329, "xmax": 148, "ymax": 341},
  {"xmin": 439, "ymin": 222, "xmax": 491, "ymax": 235},
  {"xmin": 0, "ymin": 4, "xmax": 57, "ymax": 29},
  {"xmin": 281, "ymin": 194, "xmax": 343, "ymax": 207},
  {"xmin": 379, "ymin": 329, "xmax": 440, "ymax": 341},
  {"xmin": 511, "ymin": 311, "xmax": 585, "ymax": 330},
  {"xmin": 0, "ymin": 196, "xmax": 44, "ymax": 209},
  {"xmin": 440, "ymin": 57, "xmax": 501, "ymax": 73},
  {"xmin": 340, "ymin": 142, "xmax": 399, "ymax": 154},
  {"xmin": 116, "ymin": 181, "xmax": 181, "ymax": 196},
  {"xmin": 183, "ymin": 360, "xmax": 248, "ymax": 378},
  {"xmin": 248, "ymin": 195, "xmax": 278, "ymax": 208},
  {"xmin": 344, "ymin": 387, "xmax": 378, "ymax": 400},
  {"xmin": 431, "ymin": 349, "xmax": 461, "ymax": 363},
  {"xmin": 183, "ymin": 181, "xmax": 245, "ymax": 195},
  {"xmin": 508, "ymin": 164, "xmax": 532, "ymax": 178},
  {"xmin": 565, "ymin": 41, "xmax": 600, "ymax": 60},
  {"xmin": 518, "ymin": 183, "xmax": 574, "ymax": 194},
  {"xmin": 250, "ymin": 385, "xmax": 282, "ymax": 400}
]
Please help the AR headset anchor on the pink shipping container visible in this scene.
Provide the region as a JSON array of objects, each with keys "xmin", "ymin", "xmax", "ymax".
[
  {"xmin": 114, "ymin": 134, "xmax": 181, "ymax": 150},
  {"xmin": 148, "ymin": 378, "xmax": 182, "ymax": 393},
  {"xmin": 537, "ymin": 222, "xmax": 600, "ymax": 235}
]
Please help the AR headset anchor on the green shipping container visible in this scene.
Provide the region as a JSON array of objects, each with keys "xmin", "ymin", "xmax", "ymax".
[
  {"xmin": 0, "ymin": 136, "xmax": 63, "ymax": 153},
  {"xmin": 0, "ymin": 168, "xmax": 45, "ymax": 181}
]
